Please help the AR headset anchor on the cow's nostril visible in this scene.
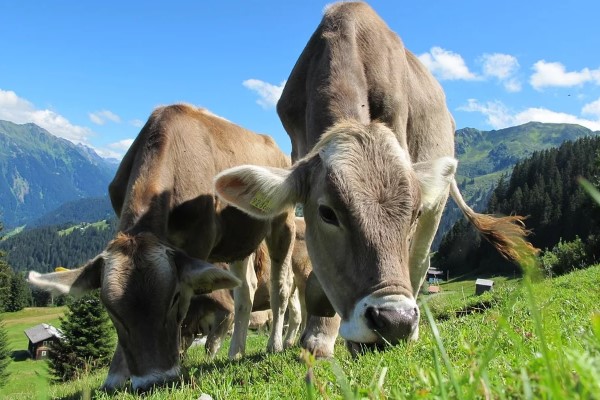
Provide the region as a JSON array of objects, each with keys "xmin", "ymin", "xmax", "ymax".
[
  {"xmin": 365, "ymin": 306, "xmax": 385, "ymax": 329},
  {"xmin": 364, "ymin": 305, "xmax": 418, "ymax": 342}
]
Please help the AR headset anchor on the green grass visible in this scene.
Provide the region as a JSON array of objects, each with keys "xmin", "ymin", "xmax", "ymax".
[
  {"xmin": 39, "ymin": 265, "xmax": 600, "ymax": 399},
  {"xmin": 0, "ymin": 307, "xmax": 65, "ymax": 399},
  {"xmin": 1, "ymin": 225, "xmax": 26, "ymax": 240},
  {"xmin": 58, "ymin": 220, "xmax": 109, "ymax": 237}
]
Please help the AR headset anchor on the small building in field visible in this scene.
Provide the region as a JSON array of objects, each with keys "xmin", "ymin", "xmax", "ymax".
[
  {"xmin": 427, "ymin": 268, "xmax": 444, "ymax": 283},
  {"xmin": 475, "ymin": 279, "xmax": 494, "ymax": 295},
  {"xmin": 428, "ymin": 285, "xmax": 441, "ymax": 294},
  {"xmin": 24, "ymin": 323, "xmax": 63, "ymax": 360}
]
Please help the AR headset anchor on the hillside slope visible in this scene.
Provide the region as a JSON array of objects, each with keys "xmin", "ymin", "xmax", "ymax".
[
  {"xmin": 0, "ymin": 120, "xmax": 117, "ymax": 227},
  {"xmin": 435, "ymin": 122, "xmax": 600, "ymax": 248}
]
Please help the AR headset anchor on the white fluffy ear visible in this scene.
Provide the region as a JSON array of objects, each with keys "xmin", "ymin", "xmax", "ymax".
[
  {"xmin": 27, "ymin": 255, "xmax": 104, "ymax": 298},
  {"xmin": 413, "ymin": 157, "xmax": 457, "ymax": 210},
  {"xmin": 214, "ymin": 165, "xmax": 298, "ymax": 219}
]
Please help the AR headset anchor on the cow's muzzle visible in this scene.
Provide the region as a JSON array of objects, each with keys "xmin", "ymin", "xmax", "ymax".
[
  {"xmin": 130, "ymin": 366, "xmax": 181, "ymax": 392},
  {"xmin": 339, "ymin": 294, "xmax": 419, "ymax": 350},
  {"xmin": 364, "ymin": 304, "xmax": 418, "ymax": 342}
]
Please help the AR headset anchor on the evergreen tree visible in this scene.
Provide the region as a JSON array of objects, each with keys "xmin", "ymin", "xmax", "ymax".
[
  {"xmin": 0, "ymin": 222, "xmax": 12, "ymax": 312},
  {"xmin": 0, "ymin": 316, "xmax": 10, "ymax": 386},
  {"xmin": 6, "ymin": 273, "xmax": 32, "ymax": 312},
  {"xmin": 48, "ymin": 291, "xmax": 115, "ymax": 382},
  {"xmin": 0, "ymin": 263, "xmax": 10, "ymax": 313}
]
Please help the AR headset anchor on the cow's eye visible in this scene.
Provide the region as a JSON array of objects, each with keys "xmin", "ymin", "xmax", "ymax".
[{"xmin": 318, "ymin": 205, "xmax": 339, "ymax": 226}]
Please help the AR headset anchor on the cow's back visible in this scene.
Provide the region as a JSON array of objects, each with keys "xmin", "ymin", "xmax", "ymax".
[
  {"xmin": 277, "ymin": 1, "xmax": 454, "ymax": 163},
  {"xmin": 109, "ymin": 104, "xmax": 290, "ymax": 261}
]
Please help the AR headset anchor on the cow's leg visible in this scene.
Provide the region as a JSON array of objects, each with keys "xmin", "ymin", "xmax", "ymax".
[
  {"xmin": 206, "ymin": 311, "xmax": 233, "ymax": 359},
  {"xmin": 265, "ymin": 212, "xmax": 295, "ymax": 353},
  {"xmin": 101, "ymin": 342, "xmax": 130, "ymax": 392},
  {"xmin": 300, "ymin": 314, "xmax": 341, "ymax": 358},
  {"xmin": 228, "ymin": 254, "xmax": 257, "ymax": 359},
  {"xmin": 283, "ymin": 284, "xmax": 302, "ymax": 348},
  {"xmin": 408, "ymin": 194, "xmax": 448, "ymax": 339}
]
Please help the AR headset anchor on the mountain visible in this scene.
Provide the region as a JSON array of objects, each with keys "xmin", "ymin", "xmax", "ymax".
[
  {"xmin": 28, "ymin": 196, "xmax": 114, "ymax": 228},
  {"xmin": 0, "ymin": 218, "xmax": 118, "ymax": 273},
  {"xmin": 434, "ymin": 122, "xmax": 600, "ymax": 248},
  {"xmin": 454, "ymin": 122, "xmax": 594, "ymax": 179},
  {"xmin": 435, "ymin": 134, "xmax": 600, "ymax": 275},
  {"xmin": 0, "ymin": 120, "xmax": 118, "ymax": 227}
]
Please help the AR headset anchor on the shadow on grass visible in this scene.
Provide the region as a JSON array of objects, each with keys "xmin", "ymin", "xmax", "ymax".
[
  {"xmin": 52, "ymin": 351, "xmax": 276, "ymax": 399},
  {"xmin": 11, "ymin": 349, "xmax": 30, "ymax": 361}
]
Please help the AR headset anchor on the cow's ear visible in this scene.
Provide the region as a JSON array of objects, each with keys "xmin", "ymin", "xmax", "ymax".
[
  {"xmin": 413, "ymin": 157, "xmax": 457, "ymax": 210},
  {"xmin": 28, "ymin": 254, "xmax": 104, "ymax": 298},
  {"xmin": 175, "ymin": 252, "xmax": 241, "ymax": 295},
  {"xmin": 214, "ymin": 165, "xmax": 300, "ymax": 219}
]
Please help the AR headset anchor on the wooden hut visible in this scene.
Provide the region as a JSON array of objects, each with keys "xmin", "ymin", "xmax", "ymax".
[
  {"xmin": 475, "ymin": 279, "xmax": 494, "ymax": 295},
  {"xmin": 24, "ymin": 323, "xmax": 63, "ymax": 360}
]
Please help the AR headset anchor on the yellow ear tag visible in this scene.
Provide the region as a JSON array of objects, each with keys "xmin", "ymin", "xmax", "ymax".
[{"xmin": 250, "ymin": 191, "xmax": 274, "ymax": 213}]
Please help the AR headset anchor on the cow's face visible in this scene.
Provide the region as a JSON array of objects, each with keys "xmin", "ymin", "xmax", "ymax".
[
  {"xmin": 215, "ymin": 121, "xmax": 456, "ymax": 350},
  {"xmin": 27, "ymin": 232, "xmax": 240, "ymax": 392}
]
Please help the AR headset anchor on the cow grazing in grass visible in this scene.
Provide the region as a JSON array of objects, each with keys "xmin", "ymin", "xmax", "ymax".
[
  {"xmin": 181, "ymin": 217, "xmax": 311, "ymax": 357},
  {"xmin": 215, "ymin": 2, "xmax": 536, "ymax": 357},
  {"xmin": 28, "ymin": 104, "xmax": 296, "ymax": 391}
]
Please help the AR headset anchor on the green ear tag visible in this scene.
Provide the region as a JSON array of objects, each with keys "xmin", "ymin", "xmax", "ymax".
[{"xmin": 250, "ymin": 191, "xmax": 274, "ymax": 213}]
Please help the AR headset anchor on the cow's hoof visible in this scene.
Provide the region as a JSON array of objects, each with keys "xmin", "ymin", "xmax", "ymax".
[
  {"xmin": 267, "ymin": 341, "xmax": 284, "ymax": 353},
  {"xmin": 301, "ymin": 335, "xmax": 335, "ymax": 359}
]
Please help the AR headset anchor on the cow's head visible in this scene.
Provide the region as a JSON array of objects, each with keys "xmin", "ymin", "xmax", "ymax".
[
  {"xmin": 28, "ymin": 232, "xmax": 240, "ymax": 391},
  {"xmin": 215, "ymin": 121, "xmax": 456, "ymax": 351}
]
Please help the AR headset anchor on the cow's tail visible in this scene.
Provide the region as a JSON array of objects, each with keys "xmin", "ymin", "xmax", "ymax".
[{"xmin": 449, "ymin": 179, "xmax": 539, "ymax": 263}]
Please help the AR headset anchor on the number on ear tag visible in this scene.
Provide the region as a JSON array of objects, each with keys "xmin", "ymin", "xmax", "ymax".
[{"xmin": 250, "ymin": 192, "xmax": 274, "ymax": 213}]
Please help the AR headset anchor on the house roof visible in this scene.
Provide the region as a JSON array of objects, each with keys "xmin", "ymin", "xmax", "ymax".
[{"xmin": 24, "ymin": 323, "xmax": 63, "ymax": 344}]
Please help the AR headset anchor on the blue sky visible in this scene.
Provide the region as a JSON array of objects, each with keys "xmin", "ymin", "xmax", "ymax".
[{"xmin": 1, "ymin": 1, "xmax": 599, "ymax": 159}]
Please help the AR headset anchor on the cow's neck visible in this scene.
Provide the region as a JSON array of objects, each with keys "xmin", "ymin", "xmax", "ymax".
[{"xmin": 118, "ymin": 191, "xmax": 171, "ymax": 240}]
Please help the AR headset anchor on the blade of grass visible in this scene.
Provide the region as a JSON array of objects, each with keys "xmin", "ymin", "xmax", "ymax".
[{"xmin": 422, "ymin": 300, "xmax": 463, "ymax": 400}]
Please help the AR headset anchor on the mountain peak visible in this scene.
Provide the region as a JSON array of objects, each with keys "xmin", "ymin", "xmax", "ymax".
[{"xmin": 0, "ymin": 119, "xmax": 118, "ymax": 227}]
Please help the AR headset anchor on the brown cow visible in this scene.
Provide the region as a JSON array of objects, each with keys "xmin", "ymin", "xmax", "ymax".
[
  {"xmin": 215, "ymin": 2, "xmax": 535, "ymax": 357},
  {"xmin": 181, "ymin": 217, "xmax": 310, "ymax": 357},
  {"xmin": 28, "ymin": 104, "xmax": 296, "ymax": 391}
]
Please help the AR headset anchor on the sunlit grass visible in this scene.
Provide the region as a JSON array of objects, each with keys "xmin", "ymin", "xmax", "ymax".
[{"xmin": 41, "ymin": 265, "xmax": 600, "ymax": 399}]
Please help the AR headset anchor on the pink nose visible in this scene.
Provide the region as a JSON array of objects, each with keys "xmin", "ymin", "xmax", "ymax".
[{"xmin": 364, "ymin": 305, "xmax": 418, "ymax": 343}]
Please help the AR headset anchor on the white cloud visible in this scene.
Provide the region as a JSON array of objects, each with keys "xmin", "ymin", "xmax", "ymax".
[
  {"xmin": 130, "ymin": 119, "xmax": 144, "ymax": 128},
  {"xmin": 481, "ymin": 53, "xmax": 521, "ymax": 92},
  {"xmin": 481, "ymin": 53, "xmax": 519, "ymax": 79},
  {"xmin": 93, "ymin": 147, "xmax": 122, "ymax": 159},
  {"xmin": 502, "ymin": 78, "xmax": 522, "ymax": 93},
  {"xmin": 89, "ymin": 109, "xmax": 121, "ymax": 125},
  {"xmin": 93, "ymin": 138, "xmax": 134, "ymax": 159},
  {"xmin": 530, "ymin": 60, "xmax": 600, "ymax": 90},
  {"xmin": 459, "ymin": 98, "xmax": 600, "ymax": 131},
  {"xmin": 418, "ymin": 47, "xmax": 479, "ymax": 81},
  {"xmin": 108, "ymin": 139, "xmax": 134, "ymax": 151},
  {"xmin": 0, "ymin": 88, "xmax": 94, "ymax": 144},
  {"xmin": 582, "ymin": 98, "xmax": 600, "ymax": 118},
  {"xmin": 243, "ymin": 79, "xmax": 286, "ymax": 109},
  {"xmin": 458, "ymin": 99, "xmax": 514, "ymax": 128}
]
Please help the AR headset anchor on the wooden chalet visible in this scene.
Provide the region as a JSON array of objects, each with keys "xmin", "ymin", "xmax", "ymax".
[{"xmin": 24, "ymin": 323, "xmax": 63, "ymax": 360}]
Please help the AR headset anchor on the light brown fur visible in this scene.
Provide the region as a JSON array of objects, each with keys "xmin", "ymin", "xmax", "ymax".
[
  {"xmin": 273, "ymin": 2, "xmax": 536, "ymax": 356},
  {"xmin": 29, "ymin": 104, "xmax": 295, "ymax": 391}
]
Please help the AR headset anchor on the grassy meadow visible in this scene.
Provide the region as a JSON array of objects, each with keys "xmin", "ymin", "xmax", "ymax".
[
  {"xmin": 3, "ymin": 264, "xmax": 587, "ymax": 399},
  {"xmin": 0, "ymin": 307, "xmax": 65, "ymax": 399}
]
